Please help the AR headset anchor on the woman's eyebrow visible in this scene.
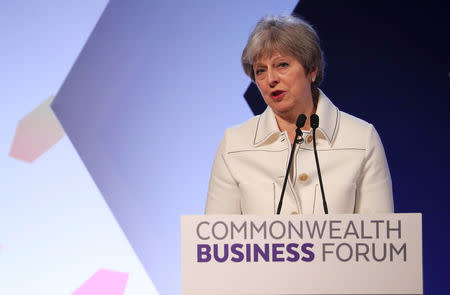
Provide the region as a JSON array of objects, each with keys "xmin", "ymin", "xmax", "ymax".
[
  {"xmin": 272, "ymin": 55, "xmax": 289, "ymax": 61},
  {"xmin": 253, "ymin": 62, "xmax": 267, "ymax": 68}
]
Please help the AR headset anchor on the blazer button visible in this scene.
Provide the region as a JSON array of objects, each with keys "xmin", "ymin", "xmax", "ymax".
[
  {"xmin": 299, "ymin": 173, "xmax": 308, "ymax": 182},
  {"xmin": 306, "ymin": 135, "xmax": 313, "ymax": 143},
  {"xmin": 291, "ymin": 211, "xmax": 299, "ymax": 215}
]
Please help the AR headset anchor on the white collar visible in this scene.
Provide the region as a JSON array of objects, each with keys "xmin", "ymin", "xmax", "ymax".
[{"xmin": 253, "ymin": 90, "xmax": 340, "ymax": 147}]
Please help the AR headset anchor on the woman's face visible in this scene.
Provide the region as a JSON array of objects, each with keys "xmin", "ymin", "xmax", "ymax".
[{"xmin": 253, "ymin": 52, "xmax": 317, "ymax": 119}]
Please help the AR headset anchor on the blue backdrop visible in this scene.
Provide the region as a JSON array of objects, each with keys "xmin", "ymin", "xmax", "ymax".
[{"xmin": 291, "ymin": 1, "xmax": 450, "ymax": 292}]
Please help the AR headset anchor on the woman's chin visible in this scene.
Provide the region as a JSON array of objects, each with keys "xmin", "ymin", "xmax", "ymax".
[{"xmin": 271, "ymin": 104, "xmax": 295, "ymax": 115}]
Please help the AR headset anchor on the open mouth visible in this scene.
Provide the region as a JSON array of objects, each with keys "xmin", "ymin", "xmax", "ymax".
[{"xmin": 271, "ymin": 90, "xmax": 286, "ymax": 99}]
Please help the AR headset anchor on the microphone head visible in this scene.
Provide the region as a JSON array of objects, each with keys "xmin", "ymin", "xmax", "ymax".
[
  {"xmin": 296, "ymin": 114, "xmax": 307, "ymax": 128},
  {"xmin": 310, "ymin": 114, "xmax": 319, "ymax": 129}
]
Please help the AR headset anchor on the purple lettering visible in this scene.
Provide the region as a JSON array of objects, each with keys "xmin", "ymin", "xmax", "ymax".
[
  {"xmin": 254, "ymin": 243, "xmax": 270, "ymax": 262},
  {"xmin": 286, "ymin": 243, "xmax": 300, "ymax": 262},
  {"xmin": 301, "ymin": 243, "xmax": 315, "ymax": 262},
  {"xmin": 231, "ymin": 243, "xmax": 244, "ymax": 262},
  {"xmin": 272, "ymin": 243, "xmax": 285, "ymax": 262},
  {"xmin": 213, "ymin": 244, "xmax": 229, "ymax": 263},
  {"xmin": 197, "ymin": 244, "xmax": 211, "ymax": 262},
  {"xmin": 246, "ymin": 243, "xmax": 251, "ymax": 262}
]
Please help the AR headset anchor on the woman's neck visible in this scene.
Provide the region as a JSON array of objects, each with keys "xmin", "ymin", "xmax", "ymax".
[{"xmin": 274, "ymin": 104, "xmax": 316, "ymax": 144}]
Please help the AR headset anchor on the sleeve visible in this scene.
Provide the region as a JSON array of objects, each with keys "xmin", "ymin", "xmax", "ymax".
[
  {"xmin": 205, "ymin": 130, "xmax": 242, "ymax": 214},
  {"xmin": 354, "ymin": 124, "xmax": 394, "ymax": 213}
]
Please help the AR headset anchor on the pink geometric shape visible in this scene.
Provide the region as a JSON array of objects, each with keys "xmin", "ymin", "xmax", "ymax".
[
  {"xmin": 9, "ymin": 95, "xmax": 65, "ymax": 163},
  {"xmin": 72, "ymin": 269, "xmax": 129, "ymax": 295}
]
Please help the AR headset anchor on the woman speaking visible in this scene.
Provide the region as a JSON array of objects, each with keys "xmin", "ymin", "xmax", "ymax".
[{"xmin": 205, "ymin": 14, "xmax": 393, "ymax": 215}]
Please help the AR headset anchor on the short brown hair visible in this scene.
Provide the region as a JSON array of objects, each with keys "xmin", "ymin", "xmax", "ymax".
[{"xmin": 241, "ymin": 14, "xmax": 325, "ymax": 105}]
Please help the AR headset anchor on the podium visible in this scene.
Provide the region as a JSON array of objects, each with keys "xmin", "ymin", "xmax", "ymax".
[{"xmin": 181, "ymin": 214, "xmax": 422, "ymax": 295}]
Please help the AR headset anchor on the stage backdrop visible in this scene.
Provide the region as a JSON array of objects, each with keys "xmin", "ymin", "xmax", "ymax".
[{"xmin": 1, "ymin": 0, "xmax": 448, "ymax": 294}]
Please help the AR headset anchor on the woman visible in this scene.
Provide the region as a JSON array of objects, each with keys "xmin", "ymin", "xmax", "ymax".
[{"xmin": 205, "ymin": 14, "xmax": 393, "ymax": 215}]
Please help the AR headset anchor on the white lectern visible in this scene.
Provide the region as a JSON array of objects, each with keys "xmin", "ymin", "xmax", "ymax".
[{"xmin": 181, "ymin": 214, "xmax": 422, "ymax": 295}]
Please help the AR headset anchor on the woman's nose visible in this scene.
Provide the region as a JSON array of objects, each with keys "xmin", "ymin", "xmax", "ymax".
[{"xmin": 267, "ymin": 69, "xmax": 279, "ymax": 87}]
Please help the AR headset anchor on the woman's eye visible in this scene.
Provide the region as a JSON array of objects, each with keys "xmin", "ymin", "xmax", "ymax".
[
  {"xmin": 255, "ymin": 69, "xmax": 265, "ymax": 75},
  {"xmin": 278, "ymin": 62, "xmax": 289, "ymax": 68}
]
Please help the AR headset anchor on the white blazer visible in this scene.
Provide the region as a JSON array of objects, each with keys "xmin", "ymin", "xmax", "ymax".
[{"xmin": 205, "ymin": 91, "xmax": 394, "ymax": 215}]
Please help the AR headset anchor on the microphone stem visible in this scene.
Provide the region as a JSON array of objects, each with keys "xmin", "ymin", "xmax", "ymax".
[
  {"xmin": 277, "ymin": 129, "xmax": 302, "ymax": 214},
  {"xmin": 312, "ymin": 128, "xmax": 328, "ymax": 214}
]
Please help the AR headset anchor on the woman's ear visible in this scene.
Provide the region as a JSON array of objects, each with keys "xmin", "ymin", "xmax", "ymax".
[{"xmin": 311, "ymin": 66, "xmax": 318, "ymax": 82}]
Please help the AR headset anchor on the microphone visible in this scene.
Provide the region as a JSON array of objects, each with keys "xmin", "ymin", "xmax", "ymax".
[
  {"xmin": 277, "ymin": 114, "xmax": 307, "ymax": 214},
  {"xmin": 295, "ymin": 115, "xmax": 307, "ymax": 142},
  {"xmin": 310, "ymin": 114, "xmax": 328, "ymax": 214}
]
